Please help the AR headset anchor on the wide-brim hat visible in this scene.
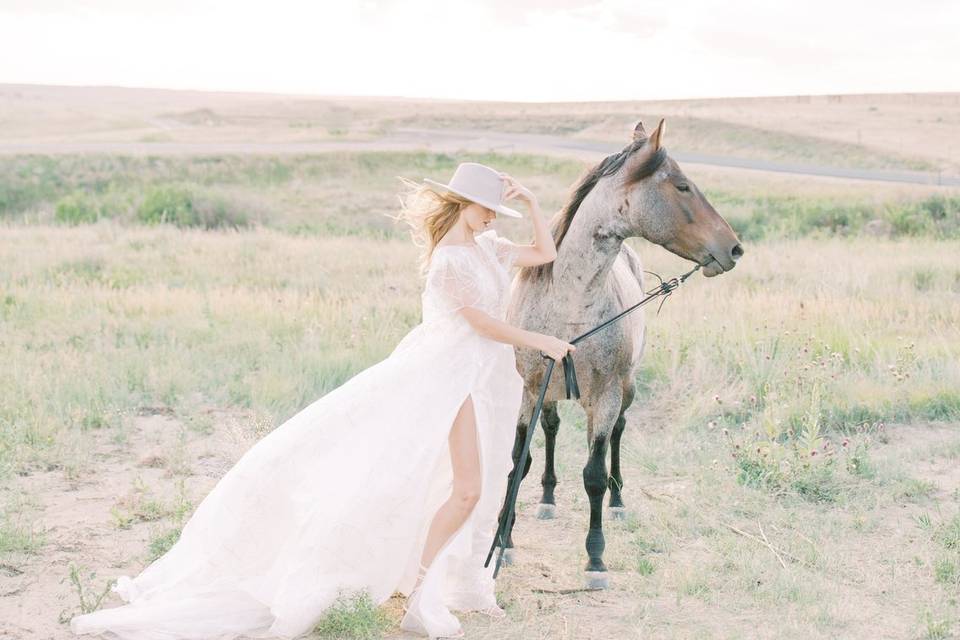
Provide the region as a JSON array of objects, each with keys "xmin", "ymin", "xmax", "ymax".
[{"xmin": 422, "ymin": 162, "xmax": 523, "ymax": 218}]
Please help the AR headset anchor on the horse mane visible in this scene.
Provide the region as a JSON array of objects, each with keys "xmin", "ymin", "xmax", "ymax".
[{"xmin": 516, "ymin": 139, "xmax": 667, "ymax": 284}]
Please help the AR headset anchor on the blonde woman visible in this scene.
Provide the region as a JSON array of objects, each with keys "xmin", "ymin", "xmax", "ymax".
[{"xmin": 70, "ymin": 162, "xmax": 575, "ymax": 640}]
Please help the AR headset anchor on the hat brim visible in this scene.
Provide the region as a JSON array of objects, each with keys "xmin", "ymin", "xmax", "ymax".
[{"xmin": 422, "ymin": 178, "xmax": 523, "ymax": 218}]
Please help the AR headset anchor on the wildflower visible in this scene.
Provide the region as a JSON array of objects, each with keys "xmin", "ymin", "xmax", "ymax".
[
  {"xmin": 842, "ymin": 439, "xmax": 849, "ymax": 447},
  {"xmin": 810, "ymin": 450, "xmax": 817, "ymax": 457}
]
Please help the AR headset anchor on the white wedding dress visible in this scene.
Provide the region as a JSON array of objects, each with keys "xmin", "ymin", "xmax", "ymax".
[{"xmin": 69, "ymin": 229, "xmax": 525, "ymax": 639}]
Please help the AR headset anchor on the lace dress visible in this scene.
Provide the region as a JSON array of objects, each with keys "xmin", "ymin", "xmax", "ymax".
[{"xmin": 69, "ymin": 229, "xmax": 525, "ymax": 639}]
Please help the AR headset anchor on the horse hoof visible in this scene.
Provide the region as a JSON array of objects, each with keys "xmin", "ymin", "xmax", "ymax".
[
  {"xmin": 501, "ymin": 548, "xmax": 516, "ymax": 566},
  {"xmin": 584, "ymin": 571, "xmax": 609, "ymax": 589},
  {"xmin": 535, "ymin": 503, "xmax": 556, "ymax": 519},
  {"xmin": 608, "ymin": 506, "xmax": 627, "ymax": 520}
]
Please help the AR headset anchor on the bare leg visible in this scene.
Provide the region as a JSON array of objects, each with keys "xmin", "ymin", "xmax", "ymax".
[{"xmin": 415, "ymin": 394, "xmax": 481, "ymax": 587}]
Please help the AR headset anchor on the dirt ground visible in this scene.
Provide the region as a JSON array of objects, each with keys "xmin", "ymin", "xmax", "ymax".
[{"xmin": 3, "ymin": 393, "xmax": 959, "ymax": 639}]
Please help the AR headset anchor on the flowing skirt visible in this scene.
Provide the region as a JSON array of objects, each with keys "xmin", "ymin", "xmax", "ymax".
[{"xmin": 70, "ymin": 316, "xmax": 524, "ymax": 639}]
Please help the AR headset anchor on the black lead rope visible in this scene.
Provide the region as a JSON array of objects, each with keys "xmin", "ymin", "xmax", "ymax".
[{"xmin": 483, "ymin": 262, "xmax": 701, "ymax": 578}]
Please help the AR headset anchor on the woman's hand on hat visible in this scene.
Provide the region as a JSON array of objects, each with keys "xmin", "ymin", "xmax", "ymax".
[{"xmin": 499, "ymin": 173, "xmax": 537, "ymax": 207}]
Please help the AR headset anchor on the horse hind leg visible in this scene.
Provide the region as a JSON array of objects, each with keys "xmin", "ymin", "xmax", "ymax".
[
  {"xmin": 607, "ymin": 382, "xmax": 635, "ymax": 520},
  {"xmin": 536, "ymin": 401, "xmax": 560, "ymax": 520}
]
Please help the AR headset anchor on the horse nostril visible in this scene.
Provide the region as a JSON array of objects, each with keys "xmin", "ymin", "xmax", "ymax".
[{"xmin": 731, "ymin": 244, "xmax": 744, "ymax": 261}]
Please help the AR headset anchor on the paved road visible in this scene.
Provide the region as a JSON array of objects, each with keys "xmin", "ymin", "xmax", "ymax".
[{"xmin": 2, "ymin": 126, "xmax": 957, "ymax": 187}]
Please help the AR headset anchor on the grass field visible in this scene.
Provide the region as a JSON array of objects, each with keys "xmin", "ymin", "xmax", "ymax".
[
  {"xmin": 1, "ymin": 136, "xmax": 959, "ymax": 636},
  {"xmin": 3, "ymin": 152, "xmax": 959, "ymax": 240}
]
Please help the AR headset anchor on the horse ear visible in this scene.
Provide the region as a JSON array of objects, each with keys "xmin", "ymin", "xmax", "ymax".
[
  {"xmin": 632, "ymin": 120, "xmax": 646, "ymax": 141},
  {"xmin": 623, "ymin": 118, "xmax": 667, "ymax": 183},
  {"xmin": 647, "ymin": 118, "xmax": 666, "ymax": 151}
]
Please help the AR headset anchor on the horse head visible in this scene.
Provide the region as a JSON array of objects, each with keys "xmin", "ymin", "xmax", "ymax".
[{"xmin": 617, "ymin": 118, "xmax": 743, "ymax": 276}]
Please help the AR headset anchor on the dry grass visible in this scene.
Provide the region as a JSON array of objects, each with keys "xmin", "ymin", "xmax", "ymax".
[
  {"xmin": 3, "ymin": 85, "xmax": 958, "ymax": 171},
  {"xmin": 0, "ymin": 219, "xmax": 958, "ymax": 638}
]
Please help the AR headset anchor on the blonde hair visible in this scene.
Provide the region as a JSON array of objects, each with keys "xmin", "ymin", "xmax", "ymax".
[{"xmin": 386, "ymin": 175, "xmax": 474, "ymax": 277}]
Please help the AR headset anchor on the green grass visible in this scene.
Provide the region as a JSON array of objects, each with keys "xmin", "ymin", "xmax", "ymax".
[
  {"xmin": 2, "ymin": 152, "xmax": 957, "ymax": 240},
  {"xmin": 311, "ymin": 590, "xmax": 393, "ymax": 640},
  {"xmin": 0, "ymin": 152, "xmax": 580, "ymax": 236},
  {"xmin": 0, "ymin": 516, "xmax": 45, "ymax": 555},
  {"xmin": 720, "ymin": 192, "xmax": 960, "ymax": 241}
]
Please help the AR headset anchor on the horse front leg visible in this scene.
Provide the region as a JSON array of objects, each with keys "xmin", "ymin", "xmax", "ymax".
[
  {"xmin": 495, "ymin": 416, "xmax": 533, "ymax": 566},
  {"xmin": 583, "ymin": 388, "xmax": 622, "ymax": 589},
  {"xmin": 536, "ymin": 401, "xmax": 560, "ymax": 520}
]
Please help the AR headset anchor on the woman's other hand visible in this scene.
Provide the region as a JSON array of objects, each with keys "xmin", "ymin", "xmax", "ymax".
[{"xmin": 499, "ymin": 173, "xmax": 537, "ymax": 208}]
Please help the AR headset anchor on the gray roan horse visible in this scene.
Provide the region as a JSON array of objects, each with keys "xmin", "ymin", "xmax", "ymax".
[{"xmin": 499, "ymin": 118, "xmax": 743, "ymax": 588}]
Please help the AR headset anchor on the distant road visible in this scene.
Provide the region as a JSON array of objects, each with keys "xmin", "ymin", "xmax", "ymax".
[{"xmin": 2, "ymin": 126, "xmax": 957, "ymax": 187}]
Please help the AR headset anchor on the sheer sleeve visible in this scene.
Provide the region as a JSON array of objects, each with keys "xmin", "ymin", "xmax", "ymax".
[
  {"xmin": 423, "ymin": 250, "xmax": 485, "ymax": 316},
  {"xmin": 479, "ymin": 229, "xmax": 521, "ymax": 271}
]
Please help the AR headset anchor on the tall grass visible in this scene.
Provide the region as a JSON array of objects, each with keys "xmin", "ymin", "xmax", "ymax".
[
  {"xmin": 0, "ymin": 153, "xmax": 578, "ymax": 235},
  {"xmin": 2, "ymin": 153, "xmax": 958, "ymax": 239},
  {"xmin": 1, "ymin": 221, "xmax": 957, "ymax": 485}
]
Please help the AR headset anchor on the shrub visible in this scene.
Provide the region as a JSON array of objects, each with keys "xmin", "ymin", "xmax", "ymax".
[
  {"xmin": 729, "ymin": 194, "xmax": 960, "ymax": 241},
  {"xmin": 724, "ymin": 387, "xmax": 885, "ymax": 503},
  {"xmin": 54, "ymin": 192, "xmax": 101, "ymax": 225},
  {"xmin": 137, "ymin": 185, "xmax": 196, "ymax": 226},
  {"xmin": 137, "ymin": 184, "xmax": 249, "ymax": 229}
]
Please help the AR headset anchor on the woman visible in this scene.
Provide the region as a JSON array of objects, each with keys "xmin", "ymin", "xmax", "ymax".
[{"xmin": 69, "ymin": 161, "xmax": 576, "ymax": 640}]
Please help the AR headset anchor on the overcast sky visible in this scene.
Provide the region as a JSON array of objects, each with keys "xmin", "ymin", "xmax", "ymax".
[{"xmin": 1, "ymin": 0, "xmax": 957, "ymax": 102}]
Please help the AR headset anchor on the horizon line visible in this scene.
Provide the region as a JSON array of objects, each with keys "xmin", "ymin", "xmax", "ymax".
[{"xmin": 3, "ymin": 81, "xmax": 959, "ymax": 105}]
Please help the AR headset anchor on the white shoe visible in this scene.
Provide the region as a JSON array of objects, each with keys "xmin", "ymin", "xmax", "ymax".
[
  {"xmin": 477, "ymin": 604, "xmax": 506, "ymax": 619},
  {"xmin": 401, "ymin": 562, "xmax": 465, "ymax": 639}
]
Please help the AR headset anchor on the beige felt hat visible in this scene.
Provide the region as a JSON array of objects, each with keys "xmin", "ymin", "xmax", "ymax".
[{"xmin": 423, "ymin": 162, "xmax": 523, "ymax": 218}]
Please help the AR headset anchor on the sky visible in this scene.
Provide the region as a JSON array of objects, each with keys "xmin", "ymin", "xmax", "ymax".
[{"xmin": 1, "ymin": 0, "xmax": 958, "ymax": 102}]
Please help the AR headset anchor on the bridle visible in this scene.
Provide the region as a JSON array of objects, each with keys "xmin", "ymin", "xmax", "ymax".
[{"xmin": 484, "ymin": 261, "xmax": 701, "ymax": 577}]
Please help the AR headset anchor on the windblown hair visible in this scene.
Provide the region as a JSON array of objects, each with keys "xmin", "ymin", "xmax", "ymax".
[
  {"xmin": 517, "ymin": 140, "xmax": 666, "ymax": 284},
  {"xmin": 386, "ymin": 176, "xmax": 474, "ymax": 277}
]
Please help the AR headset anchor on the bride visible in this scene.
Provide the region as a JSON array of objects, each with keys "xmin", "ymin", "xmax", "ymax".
[{"xmin": 69, "ymin": 161, "xmax": 576, "ymax": 640}]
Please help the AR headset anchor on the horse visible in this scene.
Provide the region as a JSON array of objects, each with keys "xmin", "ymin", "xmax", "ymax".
[{"xmin": 499, "ymin": 118, "xmax": 744, "ymax": 588}]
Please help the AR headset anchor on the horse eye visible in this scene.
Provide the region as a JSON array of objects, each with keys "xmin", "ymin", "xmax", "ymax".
[{"xmin": 676, "ymin": 183, "xmax": 690, "ymax": 192}]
